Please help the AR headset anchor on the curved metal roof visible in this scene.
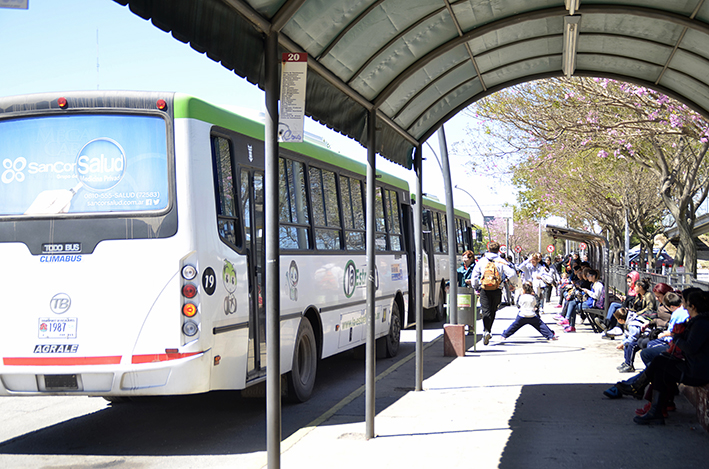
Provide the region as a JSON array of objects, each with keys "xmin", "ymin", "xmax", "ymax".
[{"xmin": 114, "ymin": 0, "xmax": 709, "ymax": 169}]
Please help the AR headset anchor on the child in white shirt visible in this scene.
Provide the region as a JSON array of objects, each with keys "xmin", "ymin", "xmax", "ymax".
[{"xmin": 501, "ymin": 282, "xmax": 558, "ymax": 341}]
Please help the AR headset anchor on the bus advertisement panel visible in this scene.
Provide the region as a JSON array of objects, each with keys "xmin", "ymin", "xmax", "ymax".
[{"xmin": 0, "ymin": 114, "xmax": 169, "ymax": 216}]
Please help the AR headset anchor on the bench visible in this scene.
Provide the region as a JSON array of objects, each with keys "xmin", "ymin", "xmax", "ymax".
[
  {"xmin": 680, "ymin": 383, "xmax": 709, "ymax": 432},
  {"xmin": 580, "ymin": 306, "xmax": 606, "ymax": 333}
]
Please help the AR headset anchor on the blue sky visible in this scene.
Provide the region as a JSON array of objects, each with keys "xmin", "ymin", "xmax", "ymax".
[{"xmin": 0, "ymin": 0, "xmax": 518, "ymax": 225}]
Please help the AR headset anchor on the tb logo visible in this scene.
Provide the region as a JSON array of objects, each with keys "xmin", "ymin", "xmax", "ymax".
[{"xmin": 50, "ymin": 293, "xmax": 72, "ymax": 314}]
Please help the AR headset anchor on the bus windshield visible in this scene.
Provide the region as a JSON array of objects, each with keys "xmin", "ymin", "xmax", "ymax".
[{"xmin": 0, "ymin": 114, "xmax": 169, "ymax": 216}]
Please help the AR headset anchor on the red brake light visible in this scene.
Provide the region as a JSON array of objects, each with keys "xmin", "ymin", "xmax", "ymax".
[
  {"xmin": 182, "ymin": 284, "xmax": 197, "ymax": 298},
  {"xmin": 156, "ymin": 99, "xmax": 167, "ymax": 111},
  {"xmin": 58, "ymin": 97, "xmax": 68, "ymax": 109}
]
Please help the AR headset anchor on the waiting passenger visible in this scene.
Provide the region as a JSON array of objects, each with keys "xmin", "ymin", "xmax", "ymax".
[
  {"xmin": 614, "ymin": 307, "xmax": 646, "ymax": 373},
  {"xmin": 617, "ymin": 289, "xmax": 709, "ymax": 425},
  {"xmin": 601, "ymin": 271, "xmax": 639, "ymax": 333},
  {"xmin": 560, "ymin": 268, "xmax": 603, "ymax": 333}
]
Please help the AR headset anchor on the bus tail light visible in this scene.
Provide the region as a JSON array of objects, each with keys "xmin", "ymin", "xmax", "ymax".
[
  {"xmin": 182, "ymin": 284, "xmax": 197, "ymax": 298},
  {"xmin": 58, "ymin": 97, "xmax": 68, "ymax": 109},
  {"xmin": 182, "ymin": 303, "xmax": 197, "ymax": 317},
  {"xmin": 181, "ymin": 261, "xmax": 199, "ymax": 341},
  {"xmin": 181, "ymin": 265, "xmax": 197, "ymax": 280},
  {"xmin": 156, "ymin": 99, "xmax": 168, "ymax": 111}
]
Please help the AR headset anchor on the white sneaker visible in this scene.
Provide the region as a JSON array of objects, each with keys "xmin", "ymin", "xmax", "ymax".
[{"xmin": 483, "ymin": 332, "xmax": 491, "ymax": 345}]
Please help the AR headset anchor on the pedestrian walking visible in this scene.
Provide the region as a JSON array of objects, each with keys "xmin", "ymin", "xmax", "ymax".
[{"xmin": 472, "ymin": 242, "xmax": 517, "ymax": 345}]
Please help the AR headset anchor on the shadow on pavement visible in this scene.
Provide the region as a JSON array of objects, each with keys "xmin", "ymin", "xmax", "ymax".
[{"xmin": 498, "ymin": 383, "xmax": 709, "ymax": 469}]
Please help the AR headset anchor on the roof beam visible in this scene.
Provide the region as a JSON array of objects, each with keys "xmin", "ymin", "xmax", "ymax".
[
  {"xmin": 444, "ymin": 0, "xmax": 487, "ymax": 91},
  {"xmin": 655, "ymin": 0, "xmax": 706, "ymax": 85},
  {"xmin": 270, "ymin": 0, "xmax": 307, "ymax": 33}
]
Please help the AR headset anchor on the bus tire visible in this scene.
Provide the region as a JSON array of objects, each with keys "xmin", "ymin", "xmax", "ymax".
[
  {"xmin": 378, "ymin": 302, "xmax": 401, "ymax": 358},
  {"xmin": 286, "ymin": 318, "xmax": 318, "ymax": 403},
  {"xmin": 103, "ymin": 396, "xmax": 132, "ymax": 404}
]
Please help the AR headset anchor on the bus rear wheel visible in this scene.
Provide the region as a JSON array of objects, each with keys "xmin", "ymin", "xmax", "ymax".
[
  {"xmin": 287, "ymin": 318, "xmax": 318, "ymax": 403},
  {"xmin": 378, "ymin": 302, "xmax": 401, "ymax": 358}
]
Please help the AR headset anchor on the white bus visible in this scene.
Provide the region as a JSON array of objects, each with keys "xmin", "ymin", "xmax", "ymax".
[
  {"xmin": 420, "ymin": 196, "xmax": 473, "ymax": 321},
  {"xmin": 0, "ymin": 91, "xmax": 411, "ymax": 402}
]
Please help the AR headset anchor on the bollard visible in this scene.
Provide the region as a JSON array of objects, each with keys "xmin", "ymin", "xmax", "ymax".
[
  {"xmin": 443, "ymin": 324, "xmax": 466, "ymax": 357},
  {"xmin": 444, "ymin": 287, "xmax": 478, "ymax": 354}
]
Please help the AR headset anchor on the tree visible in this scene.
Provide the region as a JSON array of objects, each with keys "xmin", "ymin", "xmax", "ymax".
[
  {"xmin": 465, "ymin": 78, "xmax": 709, "ymax": 275},
  {"xmin": 486, "ymin": 216, "xmax": 555, "ymax": 259}
]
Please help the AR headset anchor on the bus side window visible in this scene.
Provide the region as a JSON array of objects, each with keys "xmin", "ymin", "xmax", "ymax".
[
  {"xmin": 212, "ymin": 136, "xmax": 241, "ymax": 248},
  {"xmin": 279, "ymin": 157, "xmax": 311, "ymax": 250},
  {"xmin": 440, "ymin": 213, "xmax": 448, "ymax": 254},
  {"xmin": 310, "ymin": 166, "xmax": 342, "ymax": 250},
  {"xmin": 384, "ymin": 189, "xmax": 402, "ymax": 251},
  {"xmin": 341, "ymin": 176, "xmax": 365, "ymax": 251}
]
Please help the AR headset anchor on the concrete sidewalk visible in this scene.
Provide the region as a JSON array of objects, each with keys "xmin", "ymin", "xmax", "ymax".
[{"xmin": 279, "ymin": 299, "xmax": 709, "ymax": 469}]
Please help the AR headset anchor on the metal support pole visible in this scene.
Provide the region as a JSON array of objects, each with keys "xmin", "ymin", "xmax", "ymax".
[
  {"xmin": 264, "ymin": 31, "xmax": 281, "ymax": 469},
  {"xmin": 455, "ymin": 185, "xmax": 490, "ymax": 243},
  {"xmin": 365, "ymin": 108, "xmax": 377, "ymax": 440},
  {"xmin": 538, "ymin": 218, "xmax": 542, "ymax": 253},
  {"xmin": 625, "ymin": 208, "xmax": 630, "ymax": 267},
  {"xmin": 437, "ymin": 126, "xmax": 457, "ymax": 324},
  {"xmin": 414, "ymin": 144, "xmax": 424, "ymax": 392}
]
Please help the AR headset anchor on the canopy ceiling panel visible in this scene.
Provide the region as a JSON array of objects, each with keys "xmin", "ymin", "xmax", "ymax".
[
  {"xmin": 408, "ymin": 79, "xmax": 484, "ymax": 139},
  {"xmin": 380, "ymin": 46, "xmax": 470, "ymax": 117},
  {"xmin": 115, "ymin": 0, "xmax": 709, "ymax": 168},
  {"xmin": 468, "ymin": 19, "xmax": 561, "ymax": 62},
  {"xmin": 394, "ymin": 63, "xmax": 478, "ymax": 129},
  {"xmin": 659, "ymin": 69, "xmax": 709, "ymax": 112},
  {"xmin": 475, "ymin": 36, "xmax": 563, "ymax": 73},
  {"xmin": 579, "ymin": 35, "xmax": 672, "ymax": 65},
  {"xmin": 577, "ymin": 54, "xmax": 664, "ymax": 82},
  {"xmin": 670, "ymin": 50, "xmax": 709, "ymax": 87},
  {"xmin": 482, "ymin": 56, "xmax": 562, "ymax": 89}
]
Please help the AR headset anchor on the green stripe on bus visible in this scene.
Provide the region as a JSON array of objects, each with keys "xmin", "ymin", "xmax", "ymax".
[{"xmin": 174, "ymin": 93, "xmax": 408, "ymax": 192}]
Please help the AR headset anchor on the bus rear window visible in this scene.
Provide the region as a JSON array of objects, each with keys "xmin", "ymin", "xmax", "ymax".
[{"xmin": 0, "ymin": 114, "xmax": 169, "ymax": 216}]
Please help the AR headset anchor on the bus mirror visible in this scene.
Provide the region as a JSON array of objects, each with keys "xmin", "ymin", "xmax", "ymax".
[
  {"xmin": 422, "ymin": 209, "xmax": 432, "ymax": 229},
  {"xmin": 474, "ymin": 229, "xmax": 483, "ymax": 242}
]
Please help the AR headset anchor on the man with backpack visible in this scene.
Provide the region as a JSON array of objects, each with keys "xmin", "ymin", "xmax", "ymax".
[{"xmin": 472, "ymin": 242, "xmax": 518, "ymax": 345}]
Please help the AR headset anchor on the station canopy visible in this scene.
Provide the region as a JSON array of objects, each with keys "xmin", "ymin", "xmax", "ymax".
[{"xmin": 115, "ymin": 0, "xmax": 709, "ymax": 169}]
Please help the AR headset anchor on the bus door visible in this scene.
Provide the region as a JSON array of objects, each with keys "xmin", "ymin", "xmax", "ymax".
[
  {"xmin": 240, "ymin": 168, "xmax": 267, "ymax": 379},
  {"xmin": 422, "ymin": 210, "xmax": 437, "ymax": 308}
]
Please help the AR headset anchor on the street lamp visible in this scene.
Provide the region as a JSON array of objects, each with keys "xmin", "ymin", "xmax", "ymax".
[{"xmin": 455, "ymin": 185, "xmax": 492, "ymax": 243}]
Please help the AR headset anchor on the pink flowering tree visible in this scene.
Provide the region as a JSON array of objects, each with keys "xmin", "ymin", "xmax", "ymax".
[
  {"xmin": 485, "ymin": 214, "xmax": 557, "ymax": 260},
  {"xmin": 460, "ymin": 77, "xmax": 709, "ymax": 275}
]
